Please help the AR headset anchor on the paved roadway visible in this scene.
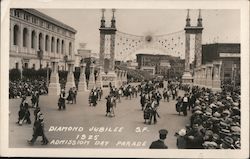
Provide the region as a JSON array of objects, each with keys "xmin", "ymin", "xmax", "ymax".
[{"xmin": 9, "ymin": 84, "xmax": 191, "ymax": 149}]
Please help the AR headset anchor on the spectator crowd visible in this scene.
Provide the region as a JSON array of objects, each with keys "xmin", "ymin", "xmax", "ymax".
[{"xmin": 9, "ymin": 77, "xmax": 48, "ymax": 99}]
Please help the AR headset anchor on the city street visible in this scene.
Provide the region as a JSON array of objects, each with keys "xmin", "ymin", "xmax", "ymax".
[{"xmin": 9, "ymin": 85, "xmax": 191, "ymax": 149}]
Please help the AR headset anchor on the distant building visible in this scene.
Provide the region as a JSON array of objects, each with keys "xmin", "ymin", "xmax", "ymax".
[
  {"xmin": 9, "ymin": 9, "xmax": 77, "ymax": 71},
  {"xmin": 136, "ymin": 54, "xmax": 185, "ymax": 78},
  {"xmin": 202, "ymin": 43, "xmax": 240, "ymax": 83},
  {"xmin": 75, "ymin": 43, "xmax": 92, "ymax": 68}
]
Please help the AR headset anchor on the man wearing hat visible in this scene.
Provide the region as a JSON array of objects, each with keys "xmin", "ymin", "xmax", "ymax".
[
  {"xmin": 58, "ymin": 89, "xmax": 66, "ymax": 110},
  {"xmin": 28, "ymin": 113, "xmax": 49, "ymax": 145},
  {"xmin": 149, "ymin": 129, "xmax": 168, "ymax": 149}
]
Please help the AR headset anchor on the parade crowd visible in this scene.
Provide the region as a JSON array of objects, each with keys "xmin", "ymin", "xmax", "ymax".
[{"xmin": 13, "ymin": 76, "xmax": 241, "ymax": 149}]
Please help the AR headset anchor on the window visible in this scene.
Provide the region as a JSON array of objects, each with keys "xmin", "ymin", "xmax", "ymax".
[
  {"xmin": 31, "ymin": 30, "xmax": 36, "ymax": 49},
  {"xmin": 38, "ymin": 33, "xmax": 43, "ymax": 50},
  {"xmin": 56, "ymin": 39, "xmax": 60, "ymax": 53},
  {"xmin": 14, "ymin": 10, "xmax": 20, "ymax": 17},
  {"xmin": 24, "ymin": 63, "xmax": 28, "ymax": 69},
  {"xmin": 15, "ymin": 62, "xmax": 19, "ymax": 69},
  {"xmin": 69, "ymin": 42, "xmax": 72, "ymax": 55},
  {"xmin": 32, "ymin": 64, "xmax": 35, "ymax": 69},
  {"xmin": 45, "ymin": 35, "xmax": 49, "ymax": 51},
  {"xmin": 51, "ymin": 37, "xmax": 55, "ymax": 52},
  {"xmin": 61, "ymin": 40, "xmax": 64, "ymax": 54},
  {"xmin": 23, "ymin": 28, "xmax": 28, "ymax": 47},
  {"xmin": 13, "ymin": 25, "xmax": 19, "ymax": 45}
]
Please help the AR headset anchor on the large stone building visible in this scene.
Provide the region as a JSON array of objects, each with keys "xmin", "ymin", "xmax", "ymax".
[
  {"xmin": 202, "ymin": 43, "xmax": 240, "ymax": 84},
  {"xmin": 9, "ymin": 9, "xmax": 77, "ymax": 71},
  {"xmin": 136, "ymin": 54, "xmax": 185, "ymax": 78}
]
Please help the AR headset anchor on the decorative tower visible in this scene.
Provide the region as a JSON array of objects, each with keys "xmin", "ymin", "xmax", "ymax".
[
  {"xmin": 186, "ymin": 9, "xmax": 191, "ymax": 27},
  {"xmin": 182, "ymin": 9, "xmax": 203, "ymax": 84},
  {"xmin": 98, "ymin": 9, "xmax": 118, "ymax": 88}
]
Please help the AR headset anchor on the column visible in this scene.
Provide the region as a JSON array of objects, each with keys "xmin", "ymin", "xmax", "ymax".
[
  {"xmin": 109, "ymin": 34, "xmax": 115, "ymax": 71},
  {"xmin": 48, "ymin": 59, "xmax": 61, "ymax": 95},
  {"xmin": 206, "ymin": 65, "xmax": 213, "ymax": 88},
  {"xmin": 198, "ymin": 67, "xmax": 202, "ymax": 85},
  {"xmin": 182, "ymin": 33, "xmax": 193, "ymax": 84},
  {"xmin": 95, "ymin": 66, "xmax": 103, "ymax": 88},
  {"xmin": 78, "ymin": 63, "xmax": 87, "ymax": 92},
  {"xmin": 201, "ymin": 66, "xmax": 206, "ymax": 86},
  {"xmin": 195, "ymin": 33, "xmax": 202, "ymax": 67},
  {"xmin": 65, "ymin": 60, "xmax": 76, "ymax": 92},
  {"xmin": 117, "ymin": 70, "xmax": 122, "ymax": 87},
  {"xmin": 124, "ymin": 71, "xmax": 128, "ymax": 83},
  {"xmin": 99, "ymin": 33, "xmax": 105, "ymax": 72},
  {"xmin": 212, "ymin": 63, "xmax": 221, "ymax": 91},
  {"xmin": 19, "ymin": 24, "xmax": 23, "ymax": 51},
  {"xmin": 185, "ymin": 33, "xmax": 190, "ymax": 72},
  {"xmin": 47, "ymin": 36, "xmax": 51, "ymax": 57},
  {"xmin": 88, "ymin": 63, "xmax": 96, "ymax": 90},
  {"xmin": 27, "ymin": 28, "xmax": 31, "ymax": 53}
]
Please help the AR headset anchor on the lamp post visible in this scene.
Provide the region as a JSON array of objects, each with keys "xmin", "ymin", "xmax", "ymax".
[
  {"xmin": 64, "ymin": 55, "xmax": 68, "ymax": 71},
  {"xmin": 37, "ymin": 49, "xmax": 44, "ymax": 69}
]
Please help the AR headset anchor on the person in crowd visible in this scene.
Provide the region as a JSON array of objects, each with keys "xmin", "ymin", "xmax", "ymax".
[
  {"xmin": 89, "ymin": 89, "xmax": 98, "ymax": 106},
  {"xmin": 105, "ymin": 94, "xmax": 115, "ymax": 117},
  {"xmin": 185, "ymin": 123, "xmax": 204, "ymax": 149},
  {"xmin": 149, "ymin": 98, "xmax": 160, "ymax": 125},
  {"xmin": 97, "ymin": 87, "xmax": 103, "ymax": 101},
  {"xmin": 175, "ymin": 128, "xmax": 187, "ymax": 149},
  {"xmin": 149, "ymin": 129, "xmax": 168, "ymax": 149},
  {"xmin": 58, "ymin": 89, "xmax": 66, "ymax": 110},
  {"xmin": 175, "ymin": 96, "xmax": 183, "ymax": 115},
  {"xmin": 182, "ymin": 93, "xmax": 190, "ymax": 116},
  {"xmin": 72, "ymin": 87, "xmax": 77, "ymax": 104},
  {"xmin": 140, "ymin": 92, "xmax": 146, "ymax": 110},
  {"xmin": 143, "ymin": 100, "xmax": 151, "ymax": 123},
  {"xmin": 17, "ymin": 100, "xmax": 31, "ymax": 125},
  {"xmin": 28, "ymin": 113, "xmax": 49, "ymax": 145},
  {"xmin": 66, "ymin": 88, "xmax": 74, "ymax": 104}
]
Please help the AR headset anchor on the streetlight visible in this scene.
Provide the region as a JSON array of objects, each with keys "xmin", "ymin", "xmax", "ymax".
[
  {"xmin": 37, "ymin": 49, "xmax": 44, "ymax": 69},
  {"xmin": 64, "ymin": 55, "xmax": 68, "ymax": 71}
]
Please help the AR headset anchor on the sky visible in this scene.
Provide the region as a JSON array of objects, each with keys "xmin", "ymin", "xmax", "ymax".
[{"xmin": 38, "ymin": 9, "xmax": 240, "ymax": 61}]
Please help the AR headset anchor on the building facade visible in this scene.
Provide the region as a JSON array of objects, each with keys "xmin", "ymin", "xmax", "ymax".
[
  {"xmin": 136, "ymin": 54, "xmax": 185, "ymax": 78},
  {"xmin": 202, "ymin": 43, "xmax": 240, "ymax": 83},
  {"xmin": 9, "ymin": 9, "xmax": 77, "ymax": 71}
]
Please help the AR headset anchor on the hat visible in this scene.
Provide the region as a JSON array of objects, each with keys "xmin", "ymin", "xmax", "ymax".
[
  {"xmin": 209, "ymin": 103, "xmax": 216, "ymax": 108},
  {"xmin": 159, "ymin": 129, "xmax": 168, "ymax": 136},
  {"xmin": 233, "ymin": 102, "xmax": 239, "ymax": 107},
  {"xmin": 194, "ymin": 110, "xmax": 203, "ymax": 115},
  {"xmin": 212, "ymin": 134, "xmax": 220, "ymax": 140},
  {"xmin": 178, "ymin": 129, "xmax": 186, "ymax": 136},
  {"xmin": 205, "ymin": 130, "xmax": 213, "ymax": 136},
  {"xmin": 213, "ymin": 112, "xmax": 221, "ymax": 117},
  {"xmin": 194, "ymin": 106, "xmax": 202, "ymax": 111},
  {"xmin": 220, "ymin": 121, "xmax": 229, "ymax": 128},
  {"xmin": 61, "ymin": 89, "xmax": 65, "ymax": 92},
  {"xmin": 222, "ymin": 136, "xmax": 234, "ymax": 146},
  {"xmin": 195, "ymin": 100, "xmax": 200, "ymax": 104},
  {"xmin": 203, "ymin": 141, "xmax": 218, "ymax": 148},
  {"xmin": 219, "ymin": 129, "xmax": 232, "ymax": 137},
  {"xmin": 222, "ymin": 110, "xmax": 230, "ymax": 115},
  {"xmin": 231, "ymin": 126, "xmax": 240, "ymax": 132}
]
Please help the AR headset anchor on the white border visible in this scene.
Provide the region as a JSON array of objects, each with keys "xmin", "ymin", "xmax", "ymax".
[{"xmin": 1, "ymin": 0, "xmax": 249, "ymax": 158}]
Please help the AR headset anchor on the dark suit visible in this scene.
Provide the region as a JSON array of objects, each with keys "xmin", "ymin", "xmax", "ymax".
[{"xmin": 149, "ymin": 139, "xmax": 168, "ymax": 149}]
